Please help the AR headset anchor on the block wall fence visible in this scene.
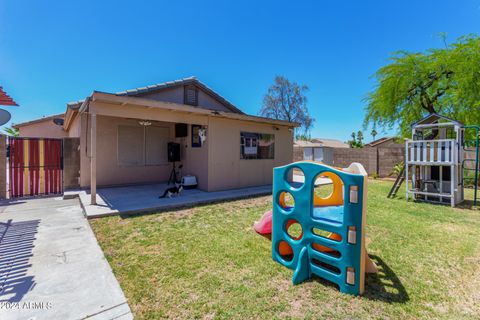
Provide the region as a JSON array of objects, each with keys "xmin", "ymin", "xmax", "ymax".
[{"xmin": 293, "ymin": 145, "xmax": 406, "ymax": 177}]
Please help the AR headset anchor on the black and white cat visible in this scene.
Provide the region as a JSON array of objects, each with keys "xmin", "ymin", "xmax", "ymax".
[{"xmin": 159, "ymin": 184, "xmax": 183, "ymax": 198}]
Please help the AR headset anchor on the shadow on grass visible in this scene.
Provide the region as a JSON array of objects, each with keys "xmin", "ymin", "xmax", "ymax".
[
  {"xmin": 456, "ymin": 199, "xmax": 479, "ymax": 210},
  {"xmin": 303, "ymin": 256, "xmax": 408, "ymax": 303},
  {"xmin": 363, "ymin": 255, "xmax": 409, "ymax": 303}
]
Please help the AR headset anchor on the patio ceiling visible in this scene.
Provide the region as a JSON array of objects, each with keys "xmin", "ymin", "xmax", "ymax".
[{"xmin": 83, "ymin": 91, "xmax": 299, "ymax": 128}]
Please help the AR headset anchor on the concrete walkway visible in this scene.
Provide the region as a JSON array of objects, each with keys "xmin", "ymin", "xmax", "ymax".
[{"xmin": 0, "ymin": 197, "xmax": 133, "ymax": 320}]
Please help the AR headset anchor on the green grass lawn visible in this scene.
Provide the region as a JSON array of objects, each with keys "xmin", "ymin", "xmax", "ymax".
[{"xmin": 90, "ymin": 180, "xmax": 480, "ymax": 319}]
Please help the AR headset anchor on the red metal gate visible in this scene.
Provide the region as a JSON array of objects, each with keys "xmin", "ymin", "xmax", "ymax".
[{"xmin": 8, "ymin": 137, "xmax": 63, "ymax": 198}]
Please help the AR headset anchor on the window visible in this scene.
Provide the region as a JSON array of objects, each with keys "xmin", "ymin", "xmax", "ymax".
[
  {"xmin": 240, "ymin": 132, "xmax": 275, "ymax": 159},
  {"xmin": 118, "ymin": 125, "xmax": 170, "ymax": 166},
  {"xmin": 184, "ymin": 85, "xmax": 198, "ymax": 106},
  {"xmin": 145, "ymin": 126, "xmax": 169, "ymax": 165},
  {"xmin": 118, "ymin": 125, "xmax": 144, "ymax": 166}
]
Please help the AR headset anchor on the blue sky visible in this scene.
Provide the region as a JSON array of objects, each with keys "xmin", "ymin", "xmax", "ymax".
[{"xmin": 1, "ymin": 1, "xmax": 479, "ymax": 142}]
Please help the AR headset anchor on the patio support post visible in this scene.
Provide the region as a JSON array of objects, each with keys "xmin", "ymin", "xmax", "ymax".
[{"xmin": 90, "ymin": 113, "xmax": 97, "ymax": 205}]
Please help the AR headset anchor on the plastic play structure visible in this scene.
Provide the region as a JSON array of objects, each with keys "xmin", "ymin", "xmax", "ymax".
[{"xmin": 254, "ymin": 161, "xmax": 377, "ymax": 295}]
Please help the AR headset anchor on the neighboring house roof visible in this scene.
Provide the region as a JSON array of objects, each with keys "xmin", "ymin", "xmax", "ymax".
[
  {"xmin": 294, "ymin": 138, "xmax": 349, "ymax": 148},
  {"xmin": 311, "ymin": 138, "xmax": 349, "ymax": 148},
  {"xmin": 12, "ymin": 113, "xmax": 65, "ymax": 129},
  {"xmin": 84, "ymin": 91, "xmax": 298, "ymax": 127},
  {"xmin": 365, "ymin": 136, "xmax": 406, "ymax": 147},
  {"xmin": 365, "ymin": 137, "xmax": 391, "ymax": 147},
  {"xmin": 0, "ymin": 87, "xmax": 18, "ymax": 106},
  {"xmin": 66, "ymin": 76, "xmax": 243, "ymax": 114},
  {"xmin": 294, "ymin": 140, "xmax": 323, "ymax": 148},
  {"xmin": 411, "ymin": 113, "xmax": 464, "ymax": 128}
]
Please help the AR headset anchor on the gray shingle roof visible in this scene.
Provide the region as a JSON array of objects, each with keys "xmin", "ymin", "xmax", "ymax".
[
  {"xmin": 117, "ymin": 76, "xmax": 243, "ymax": 114},
  {"xmin": 67, "ymin": 76, "xmax": 243, "ymax": 114}
]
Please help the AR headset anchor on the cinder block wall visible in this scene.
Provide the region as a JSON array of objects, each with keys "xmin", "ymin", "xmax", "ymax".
[
  {"xmin": 463, "ymin": 150, "xmax": 478, "ymax": 170},
  {"xmin": 333, "ymin": 146, "xmax": 405, "ymax": 177},
  {"xmin": 293, "ymin": 146, "xmax": 303, "ymax": 162},
  {"xmin": 0, "ymin": 135, "xmax": 6, "ymax": 199},
  {"xmin": 332, "ymin": 148, "xmax": 378, "ymax": 174},
  {"xmin": 378, "ymin": 147, "xmax": 405, "ymax": 176},
  {"xmin": 63, "ymin": 138, "xmax": 80, "ymax": 190}
]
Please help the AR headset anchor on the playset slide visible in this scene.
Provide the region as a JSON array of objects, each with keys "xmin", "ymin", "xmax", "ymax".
[{"xmin": 253, "ymin": 161, "xmax": 377, "ymax": 295}]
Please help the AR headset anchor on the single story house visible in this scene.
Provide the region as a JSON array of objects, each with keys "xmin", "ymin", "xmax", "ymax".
[
  {"xmin": 14, "ymin": 114, "xmax": 66, "ymax": 138},
  {"xmin": 294, "ymin": 138, "xmax": 349, "ymax": 163},
  {"xmin": 13, "ymin": 77, "xmax": 297, "ymax": 203}
]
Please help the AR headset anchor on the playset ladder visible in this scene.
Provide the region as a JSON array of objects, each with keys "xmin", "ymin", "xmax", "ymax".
[
  {"xmin": 387, "ymin": 165, "xmax": 405, "ymax": 198},
  {"xmin": 462, "ymin": 125, "xmax": 480, "ymax": 206}
]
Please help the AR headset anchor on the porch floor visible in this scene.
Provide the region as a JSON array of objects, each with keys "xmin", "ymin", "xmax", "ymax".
[{"xmin": 75, "ymin": 183, "xmax": 273, "ymax": 218}]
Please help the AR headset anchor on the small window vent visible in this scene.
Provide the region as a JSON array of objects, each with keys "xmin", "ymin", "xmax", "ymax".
[{"xmin": 184, "ymin": 86, "xmax": 198, "ymax": 106}]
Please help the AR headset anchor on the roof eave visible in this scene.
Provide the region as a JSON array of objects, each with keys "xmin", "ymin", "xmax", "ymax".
[
  {"xmin": 12, "ymin": 113, "xmax": 65, "ymax": 129},
  {"xmin": 89, "ymin": 92, "xmax": 298, "ymax": 128}
]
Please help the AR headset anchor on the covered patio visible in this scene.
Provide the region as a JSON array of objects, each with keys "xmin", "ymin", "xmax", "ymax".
[
  {"xmin": 75, "ymin": 183, "xmax": 273, "ymax": 218},
  {"xmin": 72, "ymin": 173, "xmax": 332, "ymax": 218},
  {"xmin": 69, "ymin": 91, "xmax": 295, "ymax": 206}
]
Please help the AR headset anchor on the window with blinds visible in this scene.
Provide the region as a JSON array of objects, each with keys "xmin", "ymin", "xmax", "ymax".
[
  {"xmin": 145, "ymin": 126, "xmax": 169, "ymax": 165},
  {"xmin": 118, "ymin": 125, "xmax": 144, "ymax": 166},
  {"xmin": 184, "ymin": 85, "xmax": 198, "ymax": 106},
  {"xmin": 117, "ymin": 125, "xmax": 170, "ymax": 166}
]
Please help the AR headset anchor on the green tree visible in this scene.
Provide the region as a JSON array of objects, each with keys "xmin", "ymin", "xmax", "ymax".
[
  {"xmin": 3, "ymin": 127, "xmax": 19, "ymax": 137},
  {"xmin": 364, "ymin": 35, "xmax": 480, "ymax": 137},
  {"xmin": 260, "ymin": 76, "xmax": 314, "ymax": 136},
  {"xmin": 357, "ymin": 130, "xmax": 364, "ymax": 146},
  {"xmin": 348, "ymin": 131, "xmax": 364, "ymax": 148}
]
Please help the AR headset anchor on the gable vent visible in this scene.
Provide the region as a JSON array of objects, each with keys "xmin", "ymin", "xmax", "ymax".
[{"xmin": 184, "ymin": 85, "xmax": 198, "ymax": 106}]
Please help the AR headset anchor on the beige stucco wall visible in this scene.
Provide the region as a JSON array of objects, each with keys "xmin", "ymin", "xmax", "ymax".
[
  {"xmin": 80, "ymin": 100, "xmax": 293, "ymax": 191},
  {"xmin": 67, "ymin": 114, "xmax": 81, "ymax": 137},
  {"xmin": 207, "ymin": 117, "xmax": 293, "ymax": 191},
  {"xmin": 80, "ymin": 102, "xmax": 210, "ymax": 189},
  {"xmin": 79, "ymin": 115, "xmax": 201, "ymax": 188},
  {"xmin": 17, "ymin": 118, "xmax": 67, "ymax": 138}
]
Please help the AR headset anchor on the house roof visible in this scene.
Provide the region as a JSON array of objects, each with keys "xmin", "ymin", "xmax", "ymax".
[
  {"xmin": 365, "ymin": 137, "xmax": 392, "ymax": 147},
  {"xmin": 294, "ymin": 140, "xmax": 323, "ymax": 148},
  {"xmin": 66, "ymin": 76, "xmax": 243, "ymax": 114},
  {"xmin": 85, "ymin": 91, "xmax": 299, "ymax": 128},
  {"xmin": 411, "ymin": 113, "xmax": 464, "ymax": 128},
  {"xmin": 12, "ymin": 113, "xmax": 65, "ymax": 129},
  {"xmin": 312, "ymin": 138, "xmax": 349, "ymax": 148},
  {"xmin": 294, "ymin": 138, "xmax": 349, "ymax": 148}
]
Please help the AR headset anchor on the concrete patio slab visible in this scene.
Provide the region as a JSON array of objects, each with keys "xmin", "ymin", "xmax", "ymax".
[
  {"xmin": 78, "ymin": 183, "xmax": 273, "ymax": 218},
  {"xmin": 0, "ymin": 197, "xmax": 133, "ymax": 320},
  {"xmin": 75, "ymin": 176, "xmax": 333, "ymax": 219}
]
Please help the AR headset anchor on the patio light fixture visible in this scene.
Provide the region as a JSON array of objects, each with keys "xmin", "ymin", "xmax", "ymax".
[{"xmin": 139, "ymin": 120, "xmax": 152, "ymax": 126}]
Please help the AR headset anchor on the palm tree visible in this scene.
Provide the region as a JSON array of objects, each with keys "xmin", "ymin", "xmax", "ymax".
[
  {"xmin": 357, "ymin": 131, "xmax": 364, "ymax": 145},
  {"xmin": 371, "ymin": 128, "xmax": 378, "ymax": 141}
]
